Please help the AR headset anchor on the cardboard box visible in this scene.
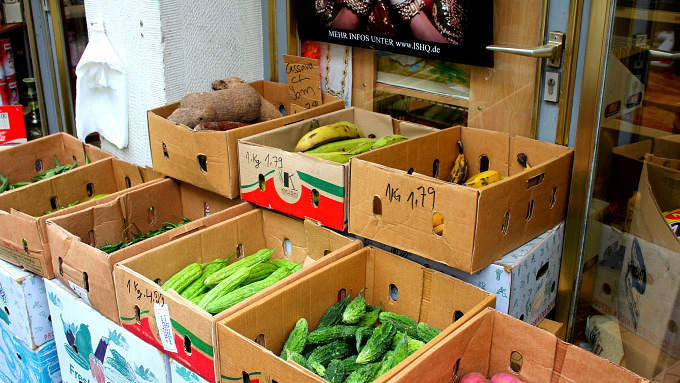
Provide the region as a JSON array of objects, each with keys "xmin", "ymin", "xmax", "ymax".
[
  {"xmin": 537, "ymin": 317, "xmax": 564, "ymax": 338},
  {"xmin": 0, "ymin": 324, "xmax": 60, "ymax": 382},
  {"xmin": 45, "ymin": 178, "xmax": 252, "ymax": 324},
  {"xmin": 0, "ymin": 157, "xmax": 162, "ymax": 278},
  {"xmin": 348, "ymin": 125, "xmax": 574, "ymax": 273},
  {"xmin": 46, "ymin": 278, "xmax": 171, "ymax": 383},
  {"xmin": 238, "ymin": 107, "xmax": 438, "ymax": 231},
  {"xmin": 0, "ymin": 105, "xmax": 27, "ymax": 145},
  {"xmin": 170, "ymin": 358, "xmax": 210, "ymax": 383},
  {"xmin": 592, "ymin": 221, "xmax": 680, "ymax": 358},
  {"xmin": 0, "ymin": 258, "xmax": 52, "ymax": 348},
  {"xmin": 114, "ymin": 208, "xmax": 363, "ymax": 382},
  {"xmin": 608, "ymin": 135, "xmax": 680, "ymax": 204},
  {"xmin": 390, "ymin": 308, "xmax": 647, "ymax": 383},
  {"xmin": 217, "ymin": 246, "xmax": 496, "ymax": 383},
  {"xmin": 430, "ymin": 222, "xmax": 564, "ymax": 326},
  {"xmin": 147, "ymin": 81, "xmax": 344, "ymax": 198}
]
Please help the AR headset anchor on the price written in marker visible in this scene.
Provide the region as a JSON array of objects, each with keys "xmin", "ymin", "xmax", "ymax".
[{"xmin": 284, "ymin": 55, "xmax": 322, "ymax": 112}]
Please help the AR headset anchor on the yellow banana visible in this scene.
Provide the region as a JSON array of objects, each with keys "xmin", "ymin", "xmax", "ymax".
[
  {"xmin": 447, "ymin": 140, "xmax": 468, "ymax": 184},
  {"xmin": 305, "ymin": 151, "xmax": 354, "ymax": 163},
  {"xmin": 464, "ymin": 170, "xmax": 501, "ymax": 189},
  {"xmin": 294, "ymin": 121, "xmax": 364, "ymax": 152},
  {"xmin": 370, "ymin": 134, "xmax": 408, "ymax": 150}
]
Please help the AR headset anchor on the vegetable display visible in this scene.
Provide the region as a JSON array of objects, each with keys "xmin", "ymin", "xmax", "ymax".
[
  {"xmin": 0, "ymin": 154, "xmax": 88, "ymax": 194},
  {"xmin": 161, "ymin": 247, "xmax": 302, "ymax": 314},
  {"xmin": 99, "ymin": 218, "xmax": 191, "ymax": 254},
  {"xmin": 278, "ymin": 290, "xmax": 442, "ymax": 382}
]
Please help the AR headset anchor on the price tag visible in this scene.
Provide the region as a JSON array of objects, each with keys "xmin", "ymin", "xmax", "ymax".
[
  {"xmin": 68, "ymin": 280, "xmax": 91, "ymax": 305},
  {"xmin": 284, "ymin": 55, "xmax": 322, "ymax": 111},
  {"xmin": 0, "ymin": 113, "xmax": 9, "ymax": 130},
  {"xmin": 154, "ymin": 302, "xmax": 178, "ymax": 353}
]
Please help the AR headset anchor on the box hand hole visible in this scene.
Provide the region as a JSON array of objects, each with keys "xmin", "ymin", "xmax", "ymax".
[
  {"xmin": 450, "ymin": 358, "xmax": 461, "ymax": 381},
  {"xmin": 549, "ymin": 187, "xmax": 557, "ymax": 208},
  {"xmin": 125, "ymin": 176, "xmax": 131, "ymax": 188},
  {"xmin": 183, "ymin": 335, "xmax": 192, "ymax": 355},
  {"xmin": 236, "ymin": 244, "xmax": 245, "ymax": 260},
  {"xmin": 337, "ymin": 288, "xmax": 347, "ymax": 301},
  {"xmin": 258, "ymin": 174, "xmax": 266, "ymax": 191},
  {"xmin": 525, "ymin": 200, "xmax": 534, "ymax": 221},
  {"xmin": 526, "ymin": 173, "xmax": 545, "ymax": 189},
  {"xmin": 311, "ymin": 189, "xmax": 320, "ymax": 207},
  {"xmin": 283, "ymin": 238, "xmax": 292, "ymax": 255},
  {"xmin": 501, "ymin": 212, "xmax": 510, "ymax": 235},
  {"xmin": 86, "ymin": 183, "xmax": 95, "ymax": 198},
  {"xmin": 407, "ymin": 168, "xmax": 414, "ymax": 175},
  {"xmin": 389, "ymin": 283, "xmax": 399, "ymax": 302},
  {"xmin": 203, "ymin": 202, "xmax": 210, "ymax": 216},
  {"xmin": 536, "ymin": 262, "xmax": 549, "ymax": 281},
  {"xmin": 162, "ymin": 142, "xmax": 169, "ymax": 159},
  {"xmin": 58, "ymin": 257, "xmax": 63, "ymax": 276},
  {"xmin": 242, "ymin": 372, "xmax": 251, "ymax": 383},
  {"xmin": 453, "ymin": 310, "xmax": 464, "ymax": 322},
  {"xmin": 83, "ymin": 272, "xmax": 89, "ymax": 292},
  {"xmin": 509, "ymin": 351, "xmax": 523, "ymax": 373},
  {"xmin": 50, "ymin": 196, "xmax": 59, "ymax": 211},
  {"xmin": 197, "ymin": 154, "xmax": 208, "ymax": 173},
  {"xmin": 372, "ymin": 195, "xmax": 383, "ymax": 218},
  {"xmin": 34, "ymin": 159, "xmax": 43, "ymax": 172},
  {"xmin": 134, "ymin": 305, "xmax": 141, "ymax": 324},
  {"xmin": 22, "ymin": 238, "xmax": 28, "ymax": 254},
  {"xmin": 479, "ymin": 155, "xmax": 489, "ymax": 172},
  {"xmin": 432, "ymin": 159, "xmax": 440, "ymax": 178},
  {"xmin": 278, "ymin": 104, "xmax": 287, "ymax": 116},
  {"xmin": 3, "ymin": 307, "xmax": 9, "ymax": 316},
  {"xmin": 433, "ymin": 212, "xmax": 444, "ymax": 236},
  {"xmin": 148, "ymin": 206, "xmax": 156, "ymax": 225},
  {"xmin": 254, "ymin": 334, "xmax": 266, "ymax": 347}
]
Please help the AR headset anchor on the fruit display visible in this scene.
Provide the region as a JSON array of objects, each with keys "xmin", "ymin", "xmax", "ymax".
[
  {"xmin": 277, "ymin": 290, "xmax": 442, "ymax": 382},
  {"xmin": 463, "ymin": 170, "xmax": 501, "ymax": 189},
  {"xmin": 293, "ymin": 120, "xmax": 409, "ymax": 163},
  {"xmin": 161, "ymin": 247, "xmax": 302, "ymax": 314}
]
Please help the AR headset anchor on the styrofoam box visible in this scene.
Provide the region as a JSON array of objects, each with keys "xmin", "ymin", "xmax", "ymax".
[{"xmin": 0, "ymin": 322, "xmax": 61, "ymax": 382}]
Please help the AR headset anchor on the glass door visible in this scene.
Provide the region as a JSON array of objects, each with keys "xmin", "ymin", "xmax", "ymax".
[{"xmin": 566, "ymin": 0, "xmax": 680, "ymax": 379}]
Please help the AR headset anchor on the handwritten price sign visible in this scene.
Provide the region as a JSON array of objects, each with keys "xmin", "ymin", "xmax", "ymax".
[{"xmin": 284, "ymin": 55, "xmax": 322, "ymax": 113}]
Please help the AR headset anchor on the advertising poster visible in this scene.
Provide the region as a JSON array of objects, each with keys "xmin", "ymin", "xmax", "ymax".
[{"xmin": 294, "ymin": 0, "xmax": 494, "ymax": 66}]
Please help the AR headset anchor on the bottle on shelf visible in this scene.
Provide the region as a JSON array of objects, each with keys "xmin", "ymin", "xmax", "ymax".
[{"xmin": 23, "ymin": 77, "xmax": 42, "ymax": 140}]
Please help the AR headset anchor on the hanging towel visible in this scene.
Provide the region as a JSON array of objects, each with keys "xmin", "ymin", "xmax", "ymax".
[{"xmin": 75, "ymin": 19, "xmax": 128, "ymax": 149}]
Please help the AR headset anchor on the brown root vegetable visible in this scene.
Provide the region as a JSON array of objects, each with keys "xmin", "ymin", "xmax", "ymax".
[
  {"xmin": 193, "ymin": 121, "xmax": 249, "ymax": 131},
  {"xmin": 167, "ymin": 85, "xmax": 262, "ymax": 128},
  {"xmin": 212, "ymin": 77, "xmax": 283, "ymax": 122}
]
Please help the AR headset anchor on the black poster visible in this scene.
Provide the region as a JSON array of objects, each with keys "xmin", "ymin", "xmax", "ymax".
[{"xmin": 294, "ymin": 0, "xmax": 494, "ymax": 67}]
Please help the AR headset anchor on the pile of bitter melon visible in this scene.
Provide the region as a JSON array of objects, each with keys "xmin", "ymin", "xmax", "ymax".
[
  {"xmin": 279, "ymin": 289, "xmax": 442, "ymax": 382},
  {"xmin": 161, "ymin": 248, "xmax": 301, "ymax": 314}
]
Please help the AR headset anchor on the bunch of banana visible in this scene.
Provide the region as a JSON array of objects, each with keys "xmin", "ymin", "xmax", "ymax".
[
  {"xmin": 369, "ymin": 134, "xmax": 408, "ymax": 150},
  {"xmin": 464, "ymin": 170, "xmax": 501, "ymax": 189},
  {"xmin": 446, "ymin": 141, "xmax": 468, "ymax": 184},
  {"xmin": 300, "ymin": 130, "xmax": 409, "ymax": 163},
  {"xmin": 294, "ymin": 121, "xmax": 364, "ymax": 152}
]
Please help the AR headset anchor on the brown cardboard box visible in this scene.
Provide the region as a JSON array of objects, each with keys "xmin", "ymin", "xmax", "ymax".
[
  {"xmin": 608, "ymin": 135, "xmax": 680, "ymax": 204},
  {"xmin": 238, "ymin": 107, "xmax": 438, "ymax": 231},
  {"xmin": 0, "ymin": 132, "xmax": 112, "ymax": 185},
  {"xmin": 147, "ymin": 81, "xmax": 344, "ymax": 198},
  {"xmin": 538, "ymin": 317, "xmax": 565, "ymax": 339},
  {"xmin": 348, "ymin": 126, "xmax": 574, "ymax": 273},
  {"xmin": 217, "ymin": 246, "xmax": 496, "ymax": 383},
  {"xmin": 391, "ymin": 308, "xmax": 647, "ymax": 383},
  {"xmin": 114, "ymin": 208, "xmax": 363, "ymax": 382},
  {"xmin": 0, "ymin": 157, "xmax": 162, "ymax": 278},
  {"xmin": 45, "ymin": 178, "xmax": 251, "ymax": 323}
]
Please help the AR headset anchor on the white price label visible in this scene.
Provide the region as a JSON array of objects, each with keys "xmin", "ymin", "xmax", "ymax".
[
  {"xmin": 68, "ymin": 280, "xmax": 91, "ymax": 305},
  {"xmin": 0, "ymin": 113, "xmax": 9, "ymax": 130},
  {"xmin": 154, "ymin": 302, "xmax": 178, "ymax": 353}
]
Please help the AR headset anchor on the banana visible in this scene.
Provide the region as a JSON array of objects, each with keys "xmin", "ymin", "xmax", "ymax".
[
  {"xmin": 446, "ymin": 141, "xmax": 468, "ymax": 184},
  {"xmin": 305, "ymin": 151, "xmax": 354, "ymax": 164},
  {"xmin": 347, "ymin": 138, "xmax": 378, "ymax": 155},
  {"xmin": 305, "ymin": 138, "xmax": 375, "ymax": 154},
  {"xmin": 369, "ymin": 134, "xmax": 408, "ymax": 150},
  {"xmin": 464, "ymin": 170, "xmax": 501, "ymax": 189},
  {"xmin": 294, "ymin": 121, "xmax": 364, "ymax": 152}
]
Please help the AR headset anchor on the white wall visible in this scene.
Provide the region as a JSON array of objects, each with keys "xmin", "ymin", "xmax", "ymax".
[{"xmin": 82, "ymin": 0, "xmax": 264, "ymax": 166}]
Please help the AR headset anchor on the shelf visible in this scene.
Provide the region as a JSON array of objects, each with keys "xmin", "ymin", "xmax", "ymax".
[
  {"xmin": 0, "ymin": 23, "xmax": 25, "ymax": 34},
  {"xmin": 615, "ymin": 7, "xmax": 680, "ymax": 24}
]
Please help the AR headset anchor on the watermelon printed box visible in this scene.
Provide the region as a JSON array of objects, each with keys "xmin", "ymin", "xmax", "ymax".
[
  {"xmin": 0, "ymin": 257, "xmax": 53, "ymax": 348},
  {"xmin": 45, "ymin": 278, "xmax": 171, "ymax": 383},
  {"xmin": 238, "ymin": 108, "xmax": 437, "ymax": 231},
  {"xmin": 0, "ymin": 323, "xmax": 61, "ymax": 382}
]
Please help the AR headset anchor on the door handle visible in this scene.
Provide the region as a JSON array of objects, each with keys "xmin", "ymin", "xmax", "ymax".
[
  {"xmin": 486, "ymin": 31, "xmax": 565, "ymax": 68},
  {"xmin": 648, "ymin": 49, "xmax": 680, "ymax": 61}
]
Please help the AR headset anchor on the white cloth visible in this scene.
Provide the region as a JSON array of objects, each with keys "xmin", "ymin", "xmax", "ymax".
[{"xmin": 75, "ymin": 19, "xmax": 128, "ymax": 149}]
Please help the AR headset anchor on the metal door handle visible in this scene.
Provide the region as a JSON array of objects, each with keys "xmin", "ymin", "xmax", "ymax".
[
  {"xmin": 649, "ymin": 49, "xmax": 680, "ymax": 61},
  {"xmin": 486, "ymin": 31, "xmax": 565, "ymax": 67}
]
